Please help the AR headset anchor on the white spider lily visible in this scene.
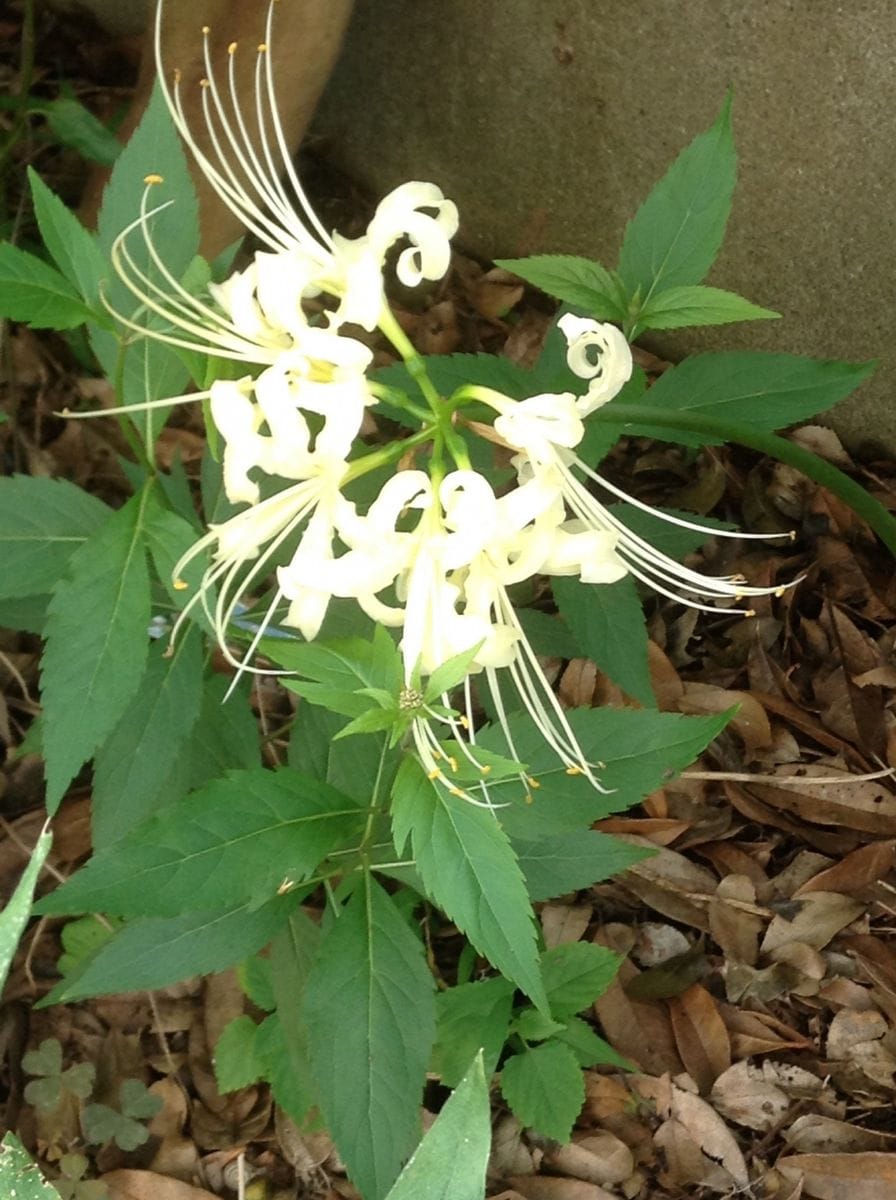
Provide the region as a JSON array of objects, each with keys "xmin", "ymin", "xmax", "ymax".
[
  {"xmin": 558, "ymin": 313, "xmax": 634, "ymax": 413},
  {"xmin": 492, "ymin": 390, "xmax": 795, "ymax": 615},
  {"xmin": 171, "ymin": 462, "xmax": 350, "ymax": 682},
  {"xmin": 153, "ymin": 0, "xmax": 458, "ymax": 332}
]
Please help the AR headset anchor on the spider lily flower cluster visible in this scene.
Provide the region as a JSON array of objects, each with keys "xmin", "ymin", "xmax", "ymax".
[{"xmin": 94, "ymin": 0, "xmax": 797, "ymax": 806}]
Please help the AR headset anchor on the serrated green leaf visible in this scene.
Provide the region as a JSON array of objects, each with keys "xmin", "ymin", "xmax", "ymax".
[
  {"xmin": 0, "ymin": 477, "xmax": 110, "ymax": 600},
  {"xmin": 494, "ymin": 255, "xmax": 626, "ymax": 320},
  {"xmin": 542, "ymin": 942, "xmax": 621, "ymax": 1019},
  {"xmin": 391, "ymin": 758, "xmax": 548, "ymax": 1011},
  {"xmin": 0, "ymin": 243, "xmax": 95, "ymax": 329},
  {"xmin": 622, "ymin": 352, "xmax": 877, "ymax": 445},
  {"xmin": 40, "ymin": 489, "xmax": 152, "ymax": 812},
  {"xmin": 215, "ymin": 1016, "xmax": 267, "ymax": 1094},
  {"xmin": 514, "ymin": 1008, "xmax": 566, "ymax": 1042},
  {"xmin": 637, "ymin": 284, "xmax": 779, "ymax": 331},
  {"xmin": 304, "ymin": 876, "xmax": 435, "ymax": 1200},
  {"xmin": 58, "ymin": 916, "xmax": 121, "ymax": 977},
  {"xmin": 513, "ymin": 829, "xmax": 654, "ymax": 901},
  {"xmin": 515, "ymin": 608, "xmax": 578, "ymax": 660},
  {"xmin": 27, "ymin": 170, "xmax": 108, "ymax": 310},
  {"xmin": 500, "ymin": 1040, "xmax": 584, "ymax": 1143},
  {"xmin": 0, "ymin": 1133, "xmax": 64, "ymax": 1198},
  {"xmin": 267, "ymin": 910, "xmax": 320, "ymax": 1123},
  {"xmin": 239, "ymin": 955, "xmax": 276, "ymax": 1012},
  {"xmin": 332, "ymin": 706, "xmax": 398, "ymax": 739},
  {"xmin": 40, "ymin": 98, "xmax": 122, "ymax": 166},
  {"xmin": 555, "ymin": 1016, "xmax": 632, "ymax": 1069},
  {"xmin": 36, "ymin": 768, "xmax": 363, "ymax": 918},
  {"xmin": 44, "ymin": 897, "xmax": 294, "ymax": 1002},
  {"xmin": 91, "ymin": 630, "xmax": 204, "ymax": 848},
  {"xmin": 433, "ymin": 976, "xmax": 515, "ymax": 1088},
  {"xmin": 274, "ymin": 628, "xmax": 402, "ymax": 714},
  {"xmin": 0, "ymin": 826, "xmax": 51, "ymax": 993},
  {"xmin": 182, "ymin": 675, "xmax": 261, "ymax": 788},
  {"xmin": 618, "ymin": 93, "xmax": 735, "ymax": 303},
  {"xmin": 613, "ymin": 503, "xmax": 736, "ymax": 560},
  {"xmin": 485, "ymin": 708, "xmax": 730, "ymax": 840},
  {"xmin": 553, "ymin": 574, "xmax": 654, "ymax": 706},
  {"xmin": 384, "ymin": 1054, "xmax": 490, "ymax": 1200}
]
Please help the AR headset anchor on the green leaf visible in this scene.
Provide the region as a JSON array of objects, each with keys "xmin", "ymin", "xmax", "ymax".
[
  {"xmin": 637, "ymin": 284, "xmax": 779, "ymax": 331},
  {"xmin": 182, "ymin": 675, "xmax": 261, "ymax": 788},
  {"xmin": 500, "ymin": 1040, "xmax": 584, "ymax": 1143},
  {"xmin": 268, "ymin": 910, "xmax": 320, "ymax": 1123},
  {"xmin": 304, "ymin": 877, "xmax": 435, "ymax": 1200},
  {"xmin": 36, "ymin": 768, "xmax": 363, "ymax": 918},
  {"xmin": 215, "ymin": 1016, "xmax": 267, "ymax": 1093},
  {"xmin": 494, "ymin": 255, "xmax": 626, "ymax": 320},
  {"xmin": 514, "ymin": 1008, "xmax": 566, "ymax": 1042},
  {"xmin": 44, "ymin": 897, "xmax": 294, "ymax": 1002},
  {"xmin": 22, "ymin": 1038, "xmax": 63, "ymax": 1078},
  {"xmin": 0, "ymin": 477, "xmax": 110, "ymax": 600},
  {"xmin": 515, "ymin": 608, "xmax": 578, "ymax": 660},
  {"xmin": 618, "ymin": 93, "xmax": 736, "ymax": 303},
  {"xmin": 392, "ymin": 758, "xmax": 548, "ymax": 1011},
  {"xmin": 384, "ymin": 1054, "xmax": 491, "ymax": 1200},
  {"xmin": 40, "ymin": 98, "xmax": 122, "ymax": 167},
  {"xmin": 40, "ymin": 489, "xmax": 152, "ymax": 812},
  {"xmin": 27, "ymin": 170, "xmax": 108, "ymax": 308},
  {"xmin": 0, "ymin": 826, "xmax": 51, "ymax": 993},
  {"xmin": 513, "ymin": 829, "xmax": 654, "ymax": 901},
  {"xmin": 424, "ymin": 641, "xmax": 485, "ymax": 702},
  {"xmin": 555, "ymin": 1017, "xmax": 632, "ymax": 1069},
  {"xmin": 97, "ymin": 81, "xmax": 198, "ymax": 288},
  {"xmin": 373, "ymin": 353, "xmax": 532, "ymax": 412},
  {"xmin": 542, "ymin": 942, "xmax": 621, "ymax": 1019},
  {"xmin": 239, "ymin": 954, "xmax": 276, "ymax": 1012},
  {"xmin": 433, "ymin": 976, "xmax": 515, "ymax": 1087},
  {"xmin": 486, "ymin": 708, "xmax": 730, "ymax": 839},
  {"xmin": 553, "ymin": 574, "xmax": 654, "ymax": 706},
  {"xmin": 91, "ymin": 630, "xmax": 204, "ymax": 848},
  {"xmin": 81, "ymin": 1101, "xmax": 150, "ymax": 1152},
  {"xmin": 278, "ymin": 628, "xmax": 402, "ymax": 718},
  {"xmin": 0, "ymin": 1133, "xmax": 64, "ymax": 1199},
  {"xmin": 118, "ymin": 1079, "xmax": 163, "ymax": 1120},
  {"xmin": 0, "ymin": 243, "xmax": 95, "ymax": 329},
  {"xmin": 0, "ymin": 595, "xmax": 51, "ymax": 633},
  {"xmin": 57, "ymin": 915, "xmax": 122, "ymax": 976},
  {"xmin": 626, "ymin": 351, "xmax": 876, "ymax": 445},
  {"xmin": 613, "ymin": 503, "xmax": 735, "ymax": 560}
]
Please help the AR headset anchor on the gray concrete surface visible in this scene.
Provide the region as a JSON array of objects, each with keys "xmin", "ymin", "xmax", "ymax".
[{"xmin": 312, "ymin": 0, "xmax": 895, "ymax": 457}]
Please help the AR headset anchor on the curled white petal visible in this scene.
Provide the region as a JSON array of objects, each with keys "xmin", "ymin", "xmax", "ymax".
[{"xmin": 558, "ymin": 313, "xmax": 633, "ymax": 414}]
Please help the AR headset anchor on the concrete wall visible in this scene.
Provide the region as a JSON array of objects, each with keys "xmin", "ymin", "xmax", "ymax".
[{"xmin": 312, "ymin": 0, "xmax": 896, "ymax": 455}]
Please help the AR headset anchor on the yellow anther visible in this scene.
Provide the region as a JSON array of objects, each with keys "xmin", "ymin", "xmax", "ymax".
[
  {"xmin": 459, "ymin": 714, "xmax": 469, "ymax": 729},
  {"xmin": 431, "ymin": 750, "xmax": 442, "ymax": 761},
  {"xmin": 200, "ymin": 78, "xmax": 210, "ymax": 88},
  {"xmin": 565, "ymin": 765, "xmax": 583, "ymax": 776},
  {"xmin": 788, "ymin": 529, "xmax": 797, "ymax": 542},
  {"xmin": 173, "ymin": 578, "xmax": 189, "ymax": 591},
  {"xmin": 448, "ymin": 756, "xmax": 459, "ymax": 773},
  {"xmin": 525, "ymin": 793, "xmax": 534, "ymax": 804},
  {"xmin": 774, "ymin": 586, "xmax": 786, "ymax": 597},
  {"xmin": 201, "ymin": 24, "xmax": 210, "ymax": 34},
  {"xmin": 257, "ymin": 42, "xmax": 268, "ymax": 52},
  {"xmin": 480, "ymin": 764, "xmax": 492, "ymax": 775},
  {"xmin": 227, "ymin": 40, "xmax": 238, "ymax": 54},
  {"xmin": 449, "ymin": 787, "xmax": 464, "ymax": 797},
  {"xmin": 143, "ymin": 173, "xmax": 164, "ymax": 185},
  {"xmin": 427, "ymin": 768, "xmax": 441, "ymax": 781},
  {"xmin": 745, "ymin": 609, "xmax": 757, "ymax": 619},
  {"xmin": 173, "ymin": 68, "xmax": 182, "ymax": 83},
  {"xmin": 596, "ymin": 760, "xmax": 606, "ymax": 770},
  {"xmin": 527, "ymin": 776, "xmax": 541, "ymax": 789}
]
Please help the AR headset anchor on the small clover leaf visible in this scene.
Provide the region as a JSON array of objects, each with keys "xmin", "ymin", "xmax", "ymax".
[
  {"xmin": 118, "ymin": 1079, "xmax": 162, "ymax": 1121},
  {"xmin": 82, "ymin": 1081, "xmax": 161, "ymax": 1151},
  {"xmin": 22, "ymin": 1039, "xmax": 95, "ymax": 1113},
  {"xmin": 55, "ymin": 1153, "xmax": 107, "ymax": 1200}
]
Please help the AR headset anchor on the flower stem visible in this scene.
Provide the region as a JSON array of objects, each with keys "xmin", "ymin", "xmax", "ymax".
[
  {"xmin": 589, "ymin": 404, "xmax": 896, "ymax": 556},
  {"xmin": 377, "ymin": 304, "xmax": 442, "ymax": 415}
]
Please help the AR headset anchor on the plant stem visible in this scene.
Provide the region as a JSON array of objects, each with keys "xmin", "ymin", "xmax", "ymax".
[{"xmin": 588, "ymin": 404, "xmax": 896, "ymax": 556}]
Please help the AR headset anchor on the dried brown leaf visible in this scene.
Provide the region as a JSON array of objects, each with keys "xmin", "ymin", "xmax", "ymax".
[
  {"xmin": 101, "ymin": 1170, "xmax": 219, "ymax": 1200},
  {"xmin": 796, "ymin": 840, "xmax": 896, "ymax": 895},
  {"xmin": 667, "ymin": 985, "xmax": 731, "ymax": 1094},
  {"xmin": 760, "ymin": 892, "xmax": 864, "ymax": 955},
  {"xmin": 777, "ymin": 1152, "xmax": 896, "ymax": 1199}
]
